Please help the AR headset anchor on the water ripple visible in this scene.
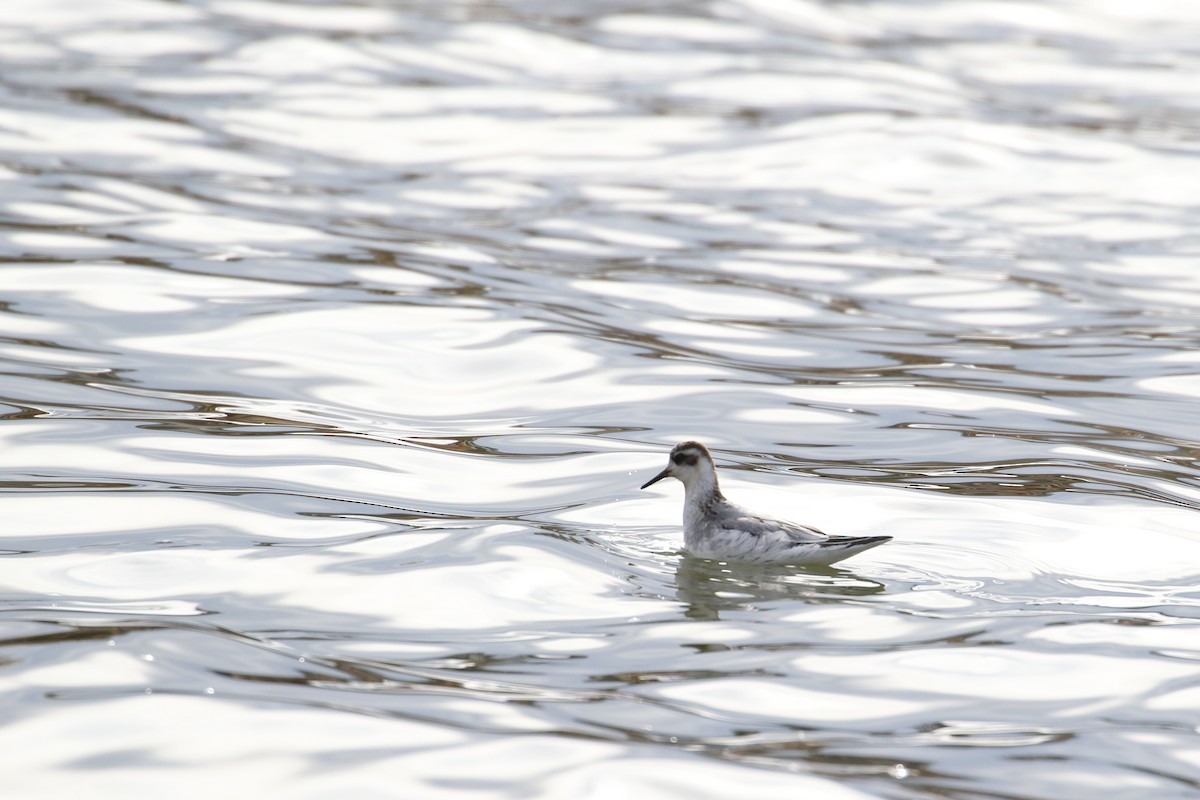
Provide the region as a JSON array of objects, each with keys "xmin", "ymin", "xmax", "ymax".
[{"xmin": 4, "ymin": 0, "xmax": 1200, "ymax": 798}]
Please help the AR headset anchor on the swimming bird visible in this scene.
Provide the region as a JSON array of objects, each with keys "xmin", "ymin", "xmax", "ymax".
[{"xmin": 640, "ymin": 441, "xmax": 891, "ymax": 565}]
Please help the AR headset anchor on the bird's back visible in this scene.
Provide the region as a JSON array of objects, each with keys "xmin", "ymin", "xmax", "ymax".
[{"xmin": 686, "ymin": 497, "xmax": 890, "ymax": 565}]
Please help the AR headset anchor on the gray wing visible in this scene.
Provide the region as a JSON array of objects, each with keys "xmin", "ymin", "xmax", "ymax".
[{"xmin": 717, "ymin": 505, "xmax": 830, "ymax": 543}]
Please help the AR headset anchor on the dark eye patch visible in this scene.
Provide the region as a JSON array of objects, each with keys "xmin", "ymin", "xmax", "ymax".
[{"xmin": 672, "ymin": 452, "xmax": 699, "ymax": 466}]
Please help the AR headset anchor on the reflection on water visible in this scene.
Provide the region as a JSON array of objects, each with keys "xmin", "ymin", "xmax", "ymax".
[
  {"xmin": 674, "ymin": 556, "xmax": 886, "ymax": 621},
  {"xmin": 4, "ymin": 0, "xmax": 1200, "ymax": 797}
]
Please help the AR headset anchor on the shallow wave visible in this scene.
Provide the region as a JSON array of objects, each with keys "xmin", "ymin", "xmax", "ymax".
[{"xmin": 4, "ymin": 1, "xmax": 1200, "ymax": 798}]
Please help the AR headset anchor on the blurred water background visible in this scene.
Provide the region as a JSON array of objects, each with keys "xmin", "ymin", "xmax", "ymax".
[{"xmin": 3, "ymin": 1, "xmax": 1200, "ymax": 797}]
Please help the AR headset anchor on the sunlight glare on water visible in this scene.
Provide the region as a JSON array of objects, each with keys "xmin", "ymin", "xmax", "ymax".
[{"xmin": 3, "ymin": 0, "xmax": 1200, "ymax": 798}]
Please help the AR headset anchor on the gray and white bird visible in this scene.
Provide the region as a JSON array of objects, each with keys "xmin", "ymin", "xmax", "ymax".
[{"xmin": 641, "ymin": 440, "xmax": 891, "ymax": 565}]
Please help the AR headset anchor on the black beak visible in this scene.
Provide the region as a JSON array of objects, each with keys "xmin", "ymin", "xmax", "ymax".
[{"xmin": 640, "ymin": 467, "xmax": 671, "ymax": 490}]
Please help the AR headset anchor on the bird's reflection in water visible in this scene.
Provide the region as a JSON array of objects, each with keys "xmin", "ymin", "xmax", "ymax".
[{"xmin": 674, "ymin": 555, "xmax": 886, "ymax": 621}]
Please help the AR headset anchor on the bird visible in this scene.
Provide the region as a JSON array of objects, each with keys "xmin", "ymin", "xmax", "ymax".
[{"xmin": 640, "ymin": 440, "xmax": 891, "ymax": 565}]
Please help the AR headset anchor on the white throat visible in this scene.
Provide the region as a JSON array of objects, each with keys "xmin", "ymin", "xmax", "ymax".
[{"xmin": 681, "ymin": 467, "xmax": 720, "ymax": 502}]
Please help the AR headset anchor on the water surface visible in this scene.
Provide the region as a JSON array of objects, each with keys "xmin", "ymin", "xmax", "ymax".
[{"xmin": 3, "ymin": 1, "xmax": 1200, "ymax": 798}]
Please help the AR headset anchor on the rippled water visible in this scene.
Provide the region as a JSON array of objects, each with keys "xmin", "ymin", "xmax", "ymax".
[{"xmin": 4, "ymin": 1, "xmax": 1200, "ymax": 797}]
